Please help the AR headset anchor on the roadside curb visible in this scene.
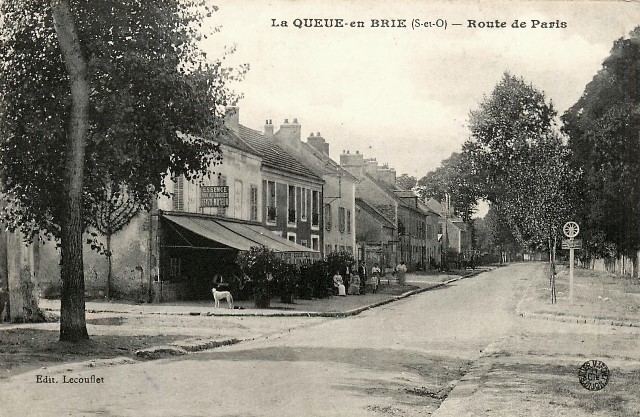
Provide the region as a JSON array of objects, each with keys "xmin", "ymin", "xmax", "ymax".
[
  {"xmin": 431, "ymin": 339, "xmax": 503, "ymax": 417},
  {"xmin": 5, "ymin": 269, "xmax": 488, "ymax": 378},
  {"xmin": 131, "ymin": 270, "xmax": 486, "ymax": 360},
  {"xmin": 39, "ymin": 270, "xmax": 484, "ymax": 319},
  {"xmin": 517, "ymin": 310, "xmax": 640, "ymax": 328},
  {"xmin": 135, "ymin": 337, "xmax": 241, "ymax": 359}
]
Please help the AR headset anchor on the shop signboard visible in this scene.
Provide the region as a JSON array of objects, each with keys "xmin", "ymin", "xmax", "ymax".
[{"xmin": 201, "ymin": 186, "xmax": 229, "ymax": 208}]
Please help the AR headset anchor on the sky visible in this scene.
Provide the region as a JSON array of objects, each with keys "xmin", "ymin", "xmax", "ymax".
[{"xmin": 202, "ymin": 0, "xmax": 639, "ymax": 181}]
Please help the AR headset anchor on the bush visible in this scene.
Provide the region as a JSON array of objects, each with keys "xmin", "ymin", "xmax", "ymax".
[
  {"xmin": 274, "ymin": 262, "xmax": 299, "ymax": 304},
  {"xmin": 299, "ymin": 261, "xmax": 331, "ymax": 299},
  {"xmin": 236, "ymin": 246, "xmax": 280, "ymax": 308},
  {"xmin": 326, "ymin": 251, "xmax": 355, "ymax": 276}
]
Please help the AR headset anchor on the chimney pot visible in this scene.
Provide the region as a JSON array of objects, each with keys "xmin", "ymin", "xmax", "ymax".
[
  {"xmin": 284, "ymin": 118, "xmax": 289, "ymax": 124},
  {"xmin": 317, "ymin": 132, "xmax": 321, "ymax": 136},
  {"xmin": 356, "ymin": 150, "xmax": 359, "ymax": 154},
  {"xmin": 293, "ymin": 118, "xmax": 298, "ymax": 124},
  {"xmin": 309, "ymin": 132, "xmax": 314, "ymax": 137}
]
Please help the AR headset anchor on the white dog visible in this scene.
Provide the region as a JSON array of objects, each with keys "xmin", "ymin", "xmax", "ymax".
[{"xmin": 211, "ymin": 287, "xmax": 234, "ymax": 309}]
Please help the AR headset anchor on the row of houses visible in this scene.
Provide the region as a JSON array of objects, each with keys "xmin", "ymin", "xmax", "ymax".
[{"xmin": 0, "ymin": 107, "xmax": 472, "ymax": 309}]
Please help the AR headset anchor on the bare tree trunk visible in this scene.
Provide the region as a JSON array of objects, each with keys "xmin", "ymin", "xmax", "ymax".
[
  {"xmin": 51, "ymin": 0, "xmax": 90, "ymax": 342},
  {"xmin": 106, "ymin": 232, "xmax": 112, "ymax": 299},
  {"xmin": 551, "ymin": 234, "xmax": 557, "ymax": 304},
  {"xmin": 548, "ymin": 236, "xmax": 556, "ymax": 304}
]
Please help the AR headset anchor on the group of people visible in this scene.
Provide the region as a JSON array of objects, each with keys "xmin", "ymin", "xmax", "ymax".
[{"xmin": 332, "ymin": 263, "xmax": 383, "ymax": 296}]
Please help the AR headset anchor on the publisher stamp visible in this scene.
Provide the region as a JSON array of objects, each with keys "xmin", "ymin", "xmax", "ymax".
[
  {"xmin": 578, "ymin": 360, "xmax": 609, "ymax": 391},
  {"xmin": 36, "ymin": 374, "xmax": 105, "ymax": 384}
]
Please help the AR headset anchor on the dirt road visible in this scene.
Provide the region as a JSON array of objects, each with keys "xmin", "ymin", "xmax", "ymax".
[{"xmin": 2, "ymin": 263, "xmax": 636, "ymax": 416}]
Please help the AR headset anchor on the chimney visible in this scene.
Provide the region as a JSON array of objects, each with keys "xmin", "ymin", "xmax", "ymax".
[
  {"xmin": 364, "ymin": 158, "xmax": 378, "ymax": 177},
  {"xmin": 307, "ymin": 131, "xmax": 329, "ymax": 156},
  {"xmin": 274, "ymin": 117, "xmax": 302, "ymax": 152},
  {"xmin": 224, "ymin": 106, "xmax": 239, "ymax": 134},
  {"xmin": 340, "ymin": 149, "xmax": 364, "ymax": 178},
  {"xmin": 377, "ymin": 163, "xmax": 397, "ymax": 186},
  {"xmin": 264, "ymin": 119, "xmax": 274, "ymax": 139}
]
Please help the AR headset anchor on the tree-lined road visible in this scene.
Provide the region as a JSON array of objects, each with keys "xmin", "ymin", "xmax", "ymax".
[{"xmin": 1, "ymin": 265, "xmax": 536, "ymax": 416}]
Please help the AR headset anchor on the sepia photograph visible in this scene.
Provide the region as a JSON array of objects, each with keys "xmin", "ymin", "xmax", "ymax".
[{"xmin": 0, "ymin": 0, "xmax": 639, "ymax": 415}]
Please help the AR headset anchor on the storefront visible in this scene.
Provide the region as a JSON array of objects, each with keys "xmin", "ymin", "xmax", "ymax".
[{"xmin": 156, "ymin": 211, "xmax": 320, "ymax": 301}]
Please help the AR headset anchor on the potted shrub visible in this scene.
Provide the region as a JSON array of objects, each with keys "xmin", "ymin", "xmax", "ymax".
[
  {"xmin": 275, "ymin": 263, "xmax": 299, "ymax": 304},
  {"xmin": 236, "ymin": 246, "xmax": 281, "ymax": 309}
]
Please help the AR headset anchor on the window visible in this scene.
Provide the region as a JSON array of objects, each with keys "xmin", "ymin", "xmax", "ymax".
[
  {"xmin": 217, "ymin": 175, "xmax": 227, "ymax": 216},
  {"xmin": 267, "ymin": 181, "xmax": 276, "ymax": 223},
  {"xmin": 234, "ymin": 180, "xmax": 243, "ymax": 219},
  {"xmin": 325, "ymin": 203, "xmax": 332, "ymax": 231},
  {"xmin": 338, "ymin": 207, "xmax": 346, "ymax": 233},
  {"xmin": 173, "ymin": 176, "xmax": 184, "ymax": 211},
  {"xmin": 250, "ymin": 185, "xmax": 258, "ymax": 222},
  {"xmin": 287, "ymin": 232, "xmax": 296, "ymax": 242},
  {"xmin": 311, "ymin": 235, "xmax": 320, "ymax": 251},
  {"xmin": 346, "ymin": 245, "xmax": 353, "ymax": 255},
  {"xmin": 169, "ymin": 257, "xmax": 182, "ymax": 278},
  {"xmin": 300, "ymin": 239, "xmax": 308, "ymax": 247},
  {"xmin": 325, "ymin": 244, "xmax": 332, "ymax": 256},
  {"xmin": 312, "ymin": 190, "xmax": 320, "ymax": 228},
  {"xmin": 288, "ymin": 185, "xmax": 296, "ymax": 224},
  {"xmin": 339, "ymin": 245, "xmax": 345, "ymax": 252},
  {"xmin": 346, "ymin": 209, "xmax": 351, "ymax": 233},
  {"xmin": 300, "ymin": 188, "xmax": 308, "ymax": 221}
]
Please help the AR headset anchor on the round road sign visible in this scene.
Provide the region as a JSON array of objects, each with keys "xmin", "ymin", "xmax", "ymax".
[{"xmin": 563, "ymin": 221, "xmax": 580, "ymax": 238}]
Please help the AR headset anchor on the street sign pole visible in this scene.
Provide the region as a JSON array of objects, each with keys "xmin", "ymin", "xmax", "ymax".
[
  {"xmin": 569, "ymin": 238, "xmax": 574, "ymax": 303},
  {"xmin": 562, "ymin": 221, "xmax": 580, "ymax": 304}
]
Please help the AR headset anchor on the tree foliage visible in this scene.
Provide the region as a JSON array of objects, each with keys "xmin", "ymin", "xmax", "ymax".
[
  {"xmin": 464, "ymin": 73, "xmax": 580, "ymax": 303},
  {"xmin": 396, "ymin": 173, "xmax": 417, "ymax": 190},
  {"xmin": 562, "ymin": 27, "xmax": 640, "ymax": 259},
  {"xmin": 417, "ymin": 152, "xmax": 480, "ymax": 223},
  {"xmin": 481, "ymin": 205, "xmax": 520, "ymax": 255},
  {"xmin": 0, "ymin": 0, "xmax": 246, "ymax": 340},
  {"xmin": 0, "ymin": 0, "xmax": 245, "ymax": 239}
]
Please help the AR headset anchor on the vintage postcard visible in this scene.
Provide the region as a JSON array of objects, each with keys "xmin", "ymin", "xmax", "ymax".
[{"xmin": 0, "ymin": 0, "xmax": 638, "ymax": 416}]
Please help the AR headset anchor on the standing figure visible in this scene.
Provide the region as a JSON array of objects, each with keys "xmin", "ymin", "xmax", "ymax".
[
  {"xmin": 348, "ymin": 271, "xmax": 360, "ymax": 295},
  {"xmin": 396, "ymin": 261, "xmax": 408, "ymax": 286},
  {"xmin": 371, "ymin": 263, "xmax": 381, "ymax": 293},
  {"xmin": 358, "ymin": 263, "xmax": 367, "ymax": 294}
]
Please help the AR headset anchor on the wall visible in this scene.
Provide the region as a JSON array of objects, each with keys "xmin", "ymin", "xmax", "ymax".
[
  {"xmin": 273, "ymin": 129, "xmax": 355, "ymax": 257},
  {"xmin": 160, "ymin": 144, "xmax": 263, "ymax": 223},
  {"xmin": 261, "ymin": 169, "xmax": 323, "ymax": 250},
  {"xmin": 355, "ymin": 208, "xmax": 396, "ymax": 275},
  {"xmin": 323, "ymin": 175, "xmax": 356, "ymax": 256},
  {"xmin": 425, "ymin": 213, "xmax": 441, "ymax": 268},
  {"xmin": 352, "ymin": 176, "xmax": 398, "ymax": 225},
  {"xmin": 37, "ymin": 212, "xmax": 152, "ymax": 301},
  {"xmin": 585, "ymin": 252, "xmax": 639, "ymax": 278}
]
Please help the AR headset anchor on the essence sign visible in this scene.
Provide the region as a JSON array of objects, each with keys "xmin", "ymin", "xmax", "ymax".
[{"xmin": 201, "ymin": 186, "xmax": 229, "ymax": 208}]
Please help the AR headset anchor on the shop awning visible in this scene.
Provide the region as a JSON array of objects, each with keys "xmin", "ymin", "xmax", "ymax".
[{"xmin": 162, "ymin": 213, "xmax": 320, "ymax": 260}]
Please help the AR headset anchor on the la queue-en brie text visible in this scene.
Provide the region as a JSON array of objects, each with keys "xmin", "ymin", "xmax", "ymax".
[{"xmin": 271, "ymin": 18, "xmax": 567, "ymax": 29}]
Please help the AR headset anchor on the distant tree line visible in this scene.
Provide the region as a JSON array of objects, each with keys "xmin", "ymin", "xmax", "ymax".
[{"xmin": 416, "ymin": 27, "xmax": 640, "ymax": 300}]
